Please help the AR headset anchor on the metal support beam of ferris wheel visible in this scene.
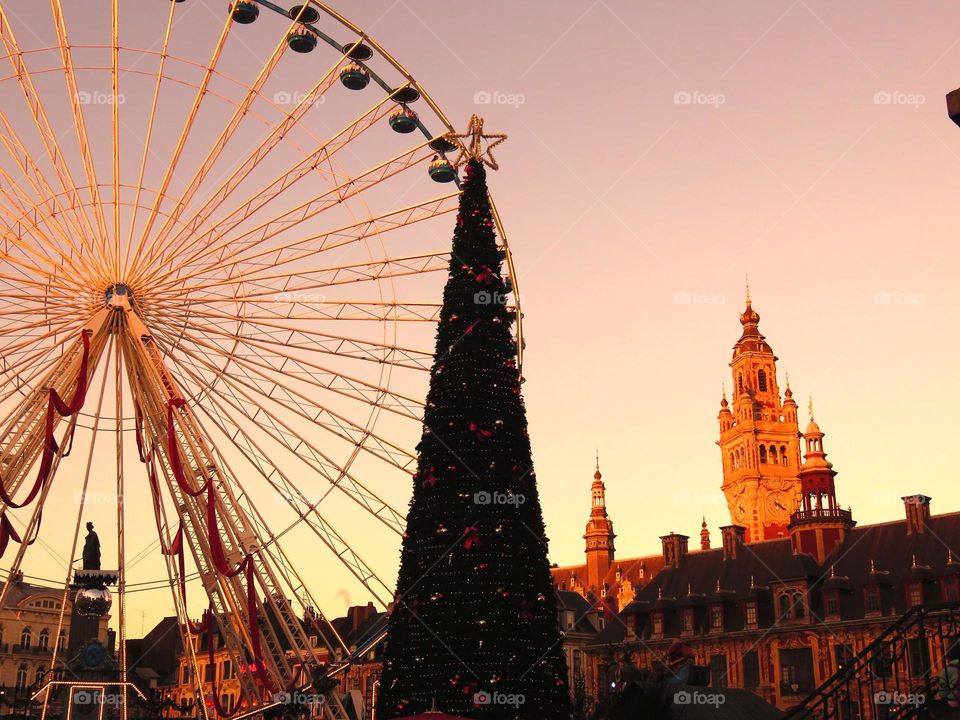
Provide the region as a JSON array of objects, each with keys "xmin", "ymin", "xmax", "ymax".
[{"xmin": 115, "ymin": 293, "xmax": 352, "ymax": 717}]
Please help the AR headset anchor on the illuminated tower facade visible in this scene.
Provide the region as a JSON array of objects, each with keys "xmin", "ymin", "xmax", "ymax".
[
  {"xmin": 718, "ymin": 290, "xmax": 802, "ymax": 542},
  {"xmin": 584, "ymin": 459, "xmax": 616, "ymax": 593}
]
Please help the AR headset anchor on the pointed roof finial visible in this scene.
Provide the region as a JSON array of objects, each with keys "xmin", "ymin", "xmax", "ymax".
[
  {"xmin": 745, "ymin": 274, "xmax": 751, "ymax": 305},
  {"xmin": 808, "ymin": 396, "xmax": 815, "ymax": 421},
  {"xmin": 594, "ymin": 447, "xmax": 601, "ymax": 481},
  {"xmin": 870, "ymin": 558, "xmax": 877, "ymax": 574}
]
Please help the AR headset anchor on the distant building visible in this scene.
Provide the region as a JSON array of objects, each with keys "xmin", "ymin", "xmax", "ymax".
[
  {"xmin": 550, "ymin": 293, "xmax": 960, "ymax": 715},
  {"xmin": 0, "ymin": 571, "xmax": 110, "ymax": 692}
]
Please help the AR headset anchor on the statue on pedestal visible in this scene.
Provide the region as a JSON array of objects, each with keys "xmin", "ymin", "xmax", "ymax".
[{"xmin": 82, "ymin": 522, "xmax": 100, "ymax": 571}]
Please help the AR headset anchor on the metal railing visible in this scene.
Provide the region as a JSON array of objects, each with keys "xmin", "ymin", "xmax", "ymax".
[{"xmin": 785, "ymin": 601, "xmax": 960, "ymax": 720}]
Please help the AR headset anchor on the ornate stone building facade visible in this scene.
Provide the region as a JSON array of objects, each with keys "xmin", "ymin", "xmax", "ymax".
[{"xmin": 550, "ymin": 293, "xmax": 960, "ymax": 715}]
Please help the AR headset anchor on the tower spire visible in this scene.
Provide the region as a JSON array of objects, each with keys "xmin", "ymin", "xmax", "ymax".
[{"xmin": 745, "ymin": 274, "xmax": 752, "ymax": 305}]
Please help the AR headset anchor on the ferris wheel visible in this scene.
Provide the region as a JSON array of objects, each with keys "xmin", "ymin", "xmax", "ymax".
[{"xmin": 0, "ymin": 0, "xmax": 522, "ymax": 717}]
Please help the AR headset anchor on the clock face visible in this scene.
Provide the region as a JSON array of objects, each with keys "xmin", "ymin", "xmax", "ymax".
[
  {"xmin": 734, "ymin": 502, "xmax": 748, "ymax": 523},
  {"xmin": 765, "ymin": 490, "xmax": 792, "ymax": 521}
]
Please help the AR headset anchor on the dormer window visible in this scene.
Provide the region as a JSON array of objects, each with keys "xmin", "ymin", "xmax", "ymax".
[
  {"xmin": 777, "ymin": 590, "xmax": 805, "ymax": 621},
  {"xmin": 825, "ymin": 594, "xmax": 839, "ymax": 617},
  {"xmin": 864, "ymin": 587, "xmax": 881, "ymax": 615},
  {"xmin": 652, "ymin": 612, "xmax": 663, "ymax": 637},
  {"xmin": 681, "ymin": 608, "xmax": 694, "ymax": 634},
  {"xmin": 709, "ymin": 605, "xmax": 723, "ymax": 631},
  {"xmin": 745, "ymin": 602, "xmax": 758, "ymax": 628},
  {"xmin": 907, "ymin": 582, "xmax": 924, "ymax": 608}
]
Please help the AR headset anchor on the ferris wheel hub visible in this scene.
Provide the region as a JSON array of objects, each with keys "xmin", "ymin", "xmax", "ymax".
[{"xmin": 104, "ymin": 284, "xmax": 137, "ymax": 312}]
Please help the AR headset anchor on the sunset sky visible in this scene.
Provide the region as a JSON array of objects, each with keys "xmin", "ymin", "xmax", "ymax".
[{"xmin": 3, "ymin": 0, "xmax": 960, "ymax": 632}]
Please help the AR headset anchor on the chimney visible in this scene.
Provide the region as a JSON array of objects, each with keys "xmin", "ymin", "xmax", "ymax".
[
  {"xmin": 660, "ymin": 533, "xmax": 689, "ymax": 569},
  {"xmin": 902, "ymin": 495, "xmax": 932, "ymax": 535},
  {"xmin": 719, "ymin": 525, "xmax": 746, "ymax": 561}
]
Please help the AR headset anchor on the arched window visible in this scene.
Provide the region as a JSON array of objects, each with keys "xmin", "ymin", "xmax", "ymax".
[
  {"xmin": 20, "ymin": 627, "xmax": 32, "ymax": 649},
  {"xmin": 738, "ymin": 373, "xmax": 744, "ymax": 393},
  {"xmin": 38, "ymin": 629, "xmax": 49, "ymax": 650},
  {"xmin": 16, "ymin": 665, "xmax": 27, "ymax": 688},
  {"xmin": 729, "ymin": 452, "xmax": 735, "ymax": 469},
  {"xmin": 758, "ymin": 369, "xmax": 768, "ymax": 392},
  {"xmin": 58, "ymin": 629, "xmax": 66, "ymax": 651},
  {"xmin": 781, "ymin": 446, "xmax": 788, "ymax": 465},
  {"xmin": 769, "ymin": 446, "xmax": 778, "ymax": 463},
  {"xmin": 778, "ymin": 593, "xmax": 791, "ymax": 620},
  {"xmin": 759, "ymin": 446, "xmax": 767, "ymax": 464},
  {"xmin": 34, "ymin": 665, "xmax": 45, "ymax": 685}
]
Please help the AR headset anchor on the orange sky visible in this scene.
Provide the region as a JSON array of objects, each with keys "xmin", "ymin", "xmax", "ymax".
[{"xmin": 3, "ymin": 0, "xmax": 960, "ymax": 634}]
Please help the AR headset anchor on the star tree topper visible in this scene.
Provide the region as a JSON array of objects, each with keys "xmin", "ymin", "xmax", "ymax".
[{"xmin": 451, "ymin": 114, "xmax": 507, "ymax": 170}]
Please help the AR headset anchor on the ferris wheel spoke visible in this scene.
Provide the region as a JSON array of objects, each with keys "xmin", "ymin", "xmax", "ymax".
[
  {"xmin": 0, "ymin": 111, "xmax": 90, "ymax": 261},
  {"xmin": 0, "ymin": 8, "xmax": 105, "ymax": 264},
  {"xmin": 152, "ymin": 323, "xmax": 419, "ymax": 470},
  {"xmin": 121, "ymin": 0, "xmax": 177, "ymax": 276},
  {"xmin": 151, "ymin": 313, "xmax": 423, "ymax": 420},
  {"xmin": 128, "ymin": 0, "xmax": 237, "ymax": 271},
  {"xmin": 156, "ymin": 298, "xmax": 442, "ymax": 324},
  {"xmin": 140, "ymin": 137, "xmax": 437, "ymax": 290},
  {"xmin": 0, "ymin": 191, "xmax": 90, "ymax": 281},
  {"xmin": 153, "ymin": 251, "xmax": 451, "ymax": 306},
  {"xmin": 140, "ymin": 57, "xmax": 381, "ymax": 282},
  {"xmin": 150, "ymin": 188, "xmax": 458, "ymax": 296},
  {"xmin": 174, "ymin": 392, "xmax": 393, "ymax": 607},
  {"xmin": 0, "ymin": 150, "xmax": 101, "ymax": 280},
  {"xmin": 149, "ymin": 333, "xmax": 408, "ymax": 532},
  {"xmin": 49, "ymin": 0, "xmax": 112, "ymax": 258},
  {"xmin": 153, "ymin": 308, "xmax": 434, "ymax": 370},
  {"xmin": 141, "ymin": 10, "xmax": 327, "ymax": 275}
]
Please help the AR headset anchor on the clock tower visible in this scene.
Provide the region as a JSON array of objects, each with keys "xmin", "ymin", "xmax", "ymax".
[{"xmin": 718, "ymin": 288, "xmax": 801, "ymax": 542}]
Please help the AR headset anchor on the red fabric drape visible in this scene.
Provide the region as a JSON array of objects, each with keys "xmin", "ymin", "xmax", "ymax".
[
  {"xmin": 0, "ymin": 332, "xmax": 90, "ymax": 558},
  {"xmin": 161, "ymin": 396, "xmax": 275, "ymax": 696}
]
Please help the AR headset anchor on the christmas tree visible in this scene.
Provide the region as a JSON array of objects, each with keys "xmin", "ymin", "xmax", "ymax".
[{"xmin": 377, "ymin": 127, "xmax": 572, "ymax": 720}]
